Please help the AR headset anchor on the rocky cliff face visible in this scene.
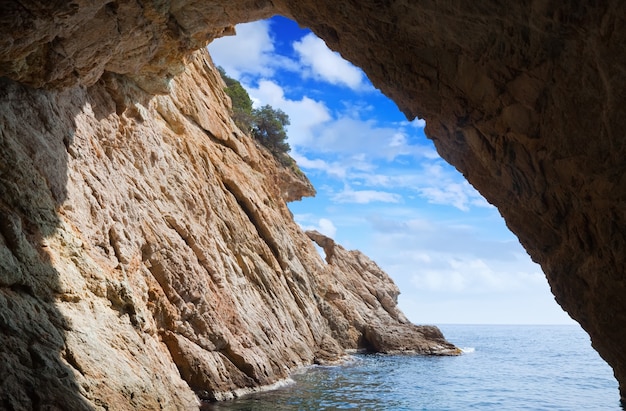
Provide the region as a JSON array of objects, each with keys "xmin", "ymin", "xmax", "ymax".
[
  {"xmin": 0, "ymin": 42, "xmax": 458, "ymax": 409},
  {"xmin": 1, "ymin": 0, "xmax": 625, "ymax": 405}
]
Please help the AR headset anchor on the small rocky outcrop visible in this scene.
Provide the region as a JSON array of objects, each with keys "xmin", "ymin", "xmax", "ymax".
[{"xmin": 306, "ymin": 230, "xmax": 459, "ymax": 355}]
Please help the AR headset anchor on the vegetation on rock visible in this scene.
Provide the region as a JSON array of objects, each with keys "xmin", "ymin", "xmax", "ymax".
[
  {"xmin": 250, "ymin": 104, "xmax": 291, "ymax": 157},
  {"xmin": 218, "ymin": 67, "xmax": 293, "ymax": 166},
  {"xmin": 218, "ymin": 67, "xmax": 254, "ymax": 132}
]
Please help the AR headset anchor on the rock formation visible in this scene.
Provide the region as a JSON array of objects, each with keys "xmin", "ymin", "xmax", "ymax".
[
  {"xmin": 1, "ymin": 0, "xmax": 625, "ymax": 405},
  {"xmin": 306, "ymin": 230, "xmax": 457, "ymax": 355},
  {"xmin": 0, "ymin": 37, "xmax": 458, "ymax": 410}
]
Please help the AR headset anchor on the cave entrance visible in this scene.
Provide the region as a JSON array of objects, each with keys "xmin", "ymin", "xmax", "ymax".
[{"xmin": 208, "ymin": 16, "xmax": 570, "ymax": 326}]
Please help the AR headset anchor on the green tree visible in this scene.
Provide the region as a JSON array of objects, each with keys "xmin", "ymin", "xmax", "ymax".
[
  {"xmin": 218, "ymin": 67, "xmax": 253, "ymax": 132},
  {"xmin": 251, "ymin": 104, "xmax": 291, "ymax": 156},
  {"xmin": 218, "ymin": 67, "xmax": 292, "ymax": 162}
]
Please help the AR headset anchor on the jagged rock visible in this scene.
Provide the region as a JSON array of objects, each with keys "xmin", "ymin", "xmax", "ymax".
[
  {"xmin": 364, "ymin": 325, "xmax": 459, "ymax": 355},
  {"xmin": 0, "ymin": 43, "xmax": 456, "ymax": 409},
  {"xmin": 306, "ymin": 230, "xmax": 460, "ymax": 355},
  {"xmin": 1, "ymin": 0, "xmax": 625, "ymax": 404}
]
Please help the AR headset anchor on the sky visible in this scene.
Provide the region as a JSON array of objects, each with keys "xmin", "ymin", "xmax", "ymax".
[{"xmin": 208, "ymin": 16, "xmax": 575, "ymax": 325}]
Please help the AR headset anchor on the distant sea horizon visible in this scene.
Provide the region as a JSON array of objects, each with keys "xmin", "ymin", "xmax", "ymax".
[{"xmin": 206, "ymin": 324, "xmax": 621, "ymax": 410}]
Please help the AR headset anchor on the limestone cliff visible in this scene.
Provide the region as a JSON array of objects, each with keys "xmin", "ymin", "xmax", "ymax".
[
  {"xmin": 0, "ymin": 45, "xmax": 457, "ymax": 409},
  {"xmin": 306, "ymin": 231, "xmax": 455, "ymax": 355},
  {"xmin": 1, "ymin": 0, "xmax": 625, "ymax": 405}
]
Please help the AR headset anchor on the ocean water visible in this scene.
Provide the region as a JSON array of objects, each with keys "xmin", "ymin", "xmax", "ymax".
[{"xmin": 205, "ymin": 325, "xmax": 621, "ymax": 410}]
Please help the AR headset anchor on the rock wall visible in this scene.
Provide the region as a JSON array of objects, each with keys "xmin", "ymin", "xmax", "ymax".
[
  {"xmin": 1, "ymin": 0, "xmax": 625, "ymax": 404},
  {"xmin": 0, "ymin": 42, "xmax": 457, "ymax": 409}
]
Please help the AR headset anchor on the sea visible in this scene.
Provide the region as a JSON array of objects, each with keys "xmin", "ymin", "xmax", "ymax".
[{"xmin": 204, "ymin": 324, "xmax": 621, "ymax": 411}]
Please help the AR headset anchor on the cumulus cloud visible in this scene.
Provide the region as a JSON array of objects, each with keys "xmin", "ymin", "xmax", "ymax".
[
  {"xmin": 417, "ymin": 163, "xmax": 492, "ymax": 211},
  {"xmin": 207, "ymin": 21, "xmax": 298, "ymax": 78},
  {"xmin": 244, "ymin": 79, "xmax": 332, "ymax": 147},
  {"xmin": 409, "ymin": 257, "xmax": 545, "ymax": 294},
  {"xmin": 395, "ymin": 117, "xmax": 427, "ymax": 129},
  {"xmin": 368, "ymin": 213, "xmax": 520, "ymax": 261},
  {"xmin": 360, "ymin": 212, "xmax": 546, "ymax": 300},
  {"xmin": 292, "ymin": 149, "xmax": 483, "ymax": 212},
  {"xmin": 293, "ymin": 33, "xmax": 368, "ymax": 90},
  {"xmin": 293, "ymin": 216, "xmax": 338, "ymax": 239},
  {"xmin": 332, "ymin": 186, "xmax": 402, "ymax": 204},
  {"xmin": 420, "ymin": 182, "xmax": 479, "ymax": 211},
  {"xmin": 317, "ymin": 218, "xmax": 337, "ymax": 238},
  {"xmin": 289, "ymin": 152, "xmax": 348, "ymax": 178},
  {"xmin": 410, "ymin": 118, "xmax": 427, "ymax": 128},
  {"xmin": 305, "ymin": 115, "xmax": 437, "ymax": 161},
  {"xmin": 347, "ymin": 161, "xmax": 490, "ymax": 212}
]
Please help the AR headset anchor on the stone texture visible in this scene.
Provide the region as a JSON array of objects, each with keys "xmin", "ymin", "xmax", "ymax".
[
  {"xmin": 0, "ymin": 42, "xmax": 457, "ymax": 409},
  {"xmin": 1, "ymin": 0, "xmax": 625, "ymax": 404},
  {"xmin": 306, "ymin": 230, "xmax": 459, "ymax": 355}
]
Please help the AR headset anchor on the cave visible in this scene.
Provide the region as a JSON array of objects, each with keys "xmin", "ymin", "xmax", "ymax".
[{"xmin": 1, "ymin": 0, "xmax": 625, "ymax": 405}]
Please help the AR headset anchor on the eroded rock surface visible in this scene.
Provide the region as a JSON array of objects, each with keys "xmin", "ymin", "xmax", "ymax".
[
  {"xmin": 306, "ymin": 230, "xmax": 459, "ymax": 355},
  {"xmin": 0, "ymin": 44, "xmax": 456, "ymax": 409},
  {"xmin": 1, "ymin": 0, "xmax": 625, "ymax": 404}
]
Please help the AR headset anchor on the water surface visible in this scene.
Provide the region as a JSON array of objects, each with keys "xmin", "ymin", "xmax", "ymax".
[{"xmin": 206, "ymin": 325, "xmax": 620, "ymax": 410}]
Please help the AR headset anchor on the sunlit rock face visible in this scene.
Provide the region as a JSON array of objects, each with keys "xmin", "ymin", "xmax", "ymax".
[
  {"xmin": 1, "ymin": 0, "xmax": 625, "ymax": 404},
  {"xmin": 0, "ymin": 2, "xmax": 464, "ymax": 408}
]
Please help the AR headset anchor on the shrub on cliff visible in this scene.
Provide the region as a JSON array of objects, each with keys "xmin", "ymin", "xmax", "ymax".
[
  {"xmin": 218, "ymin": 67, "xmax": 253, "ymax": 132},
  {"xmin": 251, "ymin": 104, "xmax": 291, "ymax": 157},
  {"xmin": 218, "ymin": 67, "xmax": 292, "ymax": 162}
]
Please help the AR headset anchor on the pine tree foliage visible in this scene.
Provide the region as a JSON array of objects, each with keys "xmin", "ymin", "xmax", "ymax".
[
  {"xmin": 251, "ymin": 105, "xmax": 291, "ymax": 156},
  {"xmin": 218, "ymin": 67, "xmax": 253, "ymax": 132},
  {"xmin": 218, "ymin": 67, "xmax": 292, "ymax": 163}
]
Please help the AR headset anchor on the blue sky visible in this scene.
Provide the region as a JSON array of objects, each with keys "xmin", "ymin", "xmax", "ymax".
[{"xmin": 208, "ymin": 16, "xmax": 574, "ymax": 325}]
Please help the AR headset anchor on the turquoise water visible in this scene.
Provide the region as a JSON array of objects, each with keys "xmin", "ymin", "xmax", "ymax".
[{"xmin": 205, "ymin": 325, "xmax": 621, "ymax": 410}]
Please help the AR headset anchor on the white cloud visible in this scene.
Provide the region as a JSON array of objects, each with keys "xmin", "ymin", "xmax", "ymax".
[
  {"xmin": 244, "ymin": 80, "xmax": 332, "ymax": 147},
  {"xmin": 367, "ymin": 213, "xmax": 520, "ymax": 262},
  {"xmin": 348, "ymin": 162, "xmax": 490, "ymax": 212},
  {"xmin": 289, "ymin": 152, "xmax": 348, "ymax": 178},
  {"xmin": 332, "ymin": 186, "xmax": 402, "ymax": 204},
  {"xmin": 410, "ymin": 118, "xmax": 427, "ymax": 128},
  {"xmin": 208, "ymin": 21, "xmax": 298, "ymax": 78},
  {"xmin": 293, "ymin": 33, "xmax": 368, "ymax": 91},
  {"xmin": 417, "ymin": 163, "xmax": 491, "ymax": 211},
  {"xmin": 358, "ymin": 211, "xmax": 548, "ymax": 311},
  {"xmin": 420, "ymin": 182, "xmax": 477, "ymax": 211},
  {"xmin": 409, "ymin": 257, "xmax": 545, "ymax": 294},
  {"xmin": 293, "ymin": 215, "xmax": 337, "ymax": 239},
  {"xmin": 305, "ymin": 115, "xmax": 437, "ymax": 162},
  {"xmin": 413, "ymin": 268, "xmax": 467, "ymax": 293},
  {"xmin": 293, "ymin": 154, "xmax": 489, "ymax": 214},
  {"xmin": 395, "ymin": 117, "xmax": 427, "ymax": 129},
  {"xmin": 389, "ymin": 132, "xmax": 408, "ymax": 148},
  {"xmin": 317, "ymin": 218, "xmax": 337, "ymax": 238}
]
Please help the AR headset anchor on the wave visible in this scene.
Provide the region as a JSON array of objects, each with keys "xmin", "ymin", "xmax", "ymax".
[{"xmin": 461, "ymin": 347, "xmax": 476, "ymax": 354}]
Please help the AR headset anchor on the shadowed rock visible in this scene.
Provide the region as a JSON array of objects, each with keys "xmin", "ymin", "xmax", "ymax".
[{"xmin": 1, "ymin": 0, "xmax": 625, "ymax": 405}]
